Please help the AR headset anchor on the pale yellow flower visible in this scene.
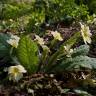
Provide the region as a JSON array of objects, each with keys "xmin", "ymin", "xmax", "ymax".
[
  {"xmin": 80, "ymin": 22, "xmax": 92, "ymax": 44},
  {"xmin": 35, "ymin": 35, "xmax": 45, "ymax": 46},
  {"xmin": 9, "ymin": 19, "xmax": 13, "ymax": 22},
  {"xmin": 51, "ymin": 31, "xmax": 63, "ymax": 41},
  {"xmin": 7, "ymin": 34, "xmax": 20, "ymax": 48},
  {"xmin": 8, "ymin": 65, "xmax": 26, "ymax": 82},
  {"xmin": 64, "ymin": 45, "xmax": 73, "ymax": 57}
]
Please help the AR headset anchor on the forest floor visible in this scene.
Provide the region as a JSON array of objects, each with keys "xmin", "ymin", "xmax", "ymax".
[{"xmin": 0, "ymin": 22, "xmax": 96, "ymax": 96}]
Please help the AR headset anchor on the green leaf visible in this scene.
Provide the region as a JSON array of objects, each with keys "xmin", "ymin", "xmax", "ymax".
[
  {"xmin": 0, "ymin": 33, "xmax": 11, "ymax": 58},
  {"xmin": 45, "ymin": 32, "xmax": 81, "ymax": 72},
  {"xmin": 66, "ymin": 56, "xmax": 93, "ymax": 70},
  {"xmin": 54, "ymin": 56, "xmax": 96, "ymax": 72},
  {"xmin": 61, "ymin": 89, "xmax": 70, "ymax": 93},
  {"xmin": 17, "ymin": 36, "xmax": 39, "ymax": 74},
  {"xmin": 74, "ymin": 89, "xmax": 92, "ymax": 96},
  {"xmin": 63, "ymin": 32, "xmax": 81, "ymax": 47},
  {"xmin": 49, "ymin": 44, "xmax": 94, "ymax": 73},
  {"xmin": 72, "ymin": 44, "xmax": 89, "ymax": 57}
]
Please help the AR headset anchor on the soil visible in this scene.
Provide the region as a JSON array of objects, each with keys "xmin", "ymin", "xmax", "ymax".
[{"xmin": 0, "ymin": 73, "xmax": 83, "ymax": 96}]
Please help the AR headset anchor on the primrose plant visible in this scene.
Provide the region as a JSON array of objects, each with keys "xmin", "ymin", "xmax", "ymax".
[
  {"xmin": 1, "ymin": 22, "xmax": 96, "ymax": 82},
  {"xmin": 5, "ymin": 34, "xmax": 27, "ymax": 82},
  {"xmin": 80, "ymin": 22, "xmax": 92, "ymax": 44},
  {"xmin": 7, "ymin": 34, "xmax": 20, "ymax": 48},
  {"xmin": 8, "ymin": 65, "xmax": 26, "ymax": 82}
]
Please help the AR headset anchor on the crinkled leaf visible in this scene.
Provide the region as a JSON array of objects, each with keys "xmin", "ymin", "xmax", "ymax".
[
  {"xmin": 67, "ymin": 56, "xmax": 96, "ymax": 70},
  {"xmin": 53, "ymin": 56, "xmax": 96, "ymax": 72},
  {"xmin": 72, "ymin": 44, "xmax": 89, "ymax": 57},
  {"xmin": 17, "ymin": 36, "xmax": 39, "ymax": 73}
]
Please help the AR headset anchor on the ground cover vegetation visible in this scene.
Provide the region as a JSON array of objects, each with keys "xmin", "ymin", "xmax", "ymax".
[{"xmin": 0, "ymin": 0, "xmax": 96, "ymax": 96}]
